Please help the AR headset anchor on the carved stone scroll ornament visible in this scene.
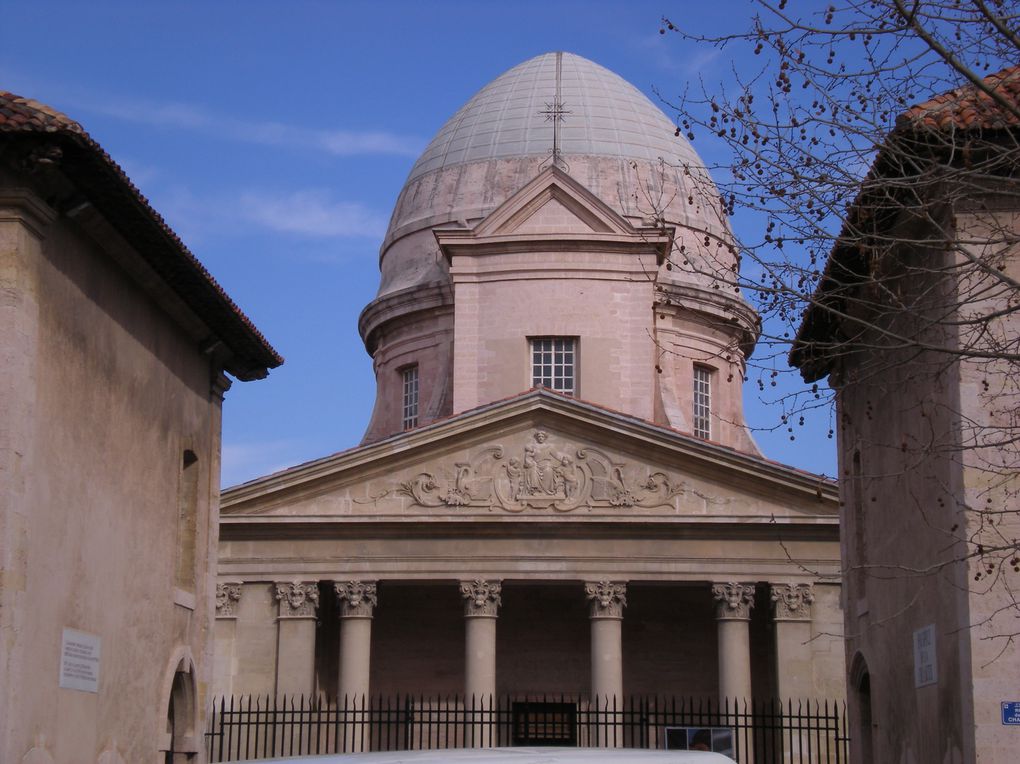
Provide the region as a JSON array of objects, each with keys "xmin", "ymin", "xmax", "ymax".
[
  {"xmin": 274, "ymin": 581, "xmax": 320, "ymax": 617},
  {"xmin": 712, "ymin": 582, "xmax": 756, "ymax": 620},
  {"xmin": 215, "ymin": 583, "xmax": 242, "ymax": 617},
  {"xmin": 585, "ymin": 581, "xmax": 627, "ymax": 619},
  {"xmin": 770, "ymin": 583, "xmax": 815, "ymax": 621},
  {"xmin": 334, "ymin": 581, "xmax": 378, "ymax": 618},
  {"xmin": 398, "ymin": 431, "xmax": 684, "ymax": 513},
  {"xmin": 460, "ymin": 579, "xmax": 502, "ymax": 617}
]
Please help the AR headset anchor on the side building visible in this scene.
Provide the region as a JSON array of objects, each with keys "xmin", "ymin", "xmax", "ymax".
[
  {"xmin": 0, "ymin": 93, "xmax": 281, "ymax": 764},
  {"xmin": 791, "ymin": 66, "xmax": 1020, "ymax": 764},
  {"xmin": 214, "ymin": 53, "xmax": 845, "ymax": 755}
]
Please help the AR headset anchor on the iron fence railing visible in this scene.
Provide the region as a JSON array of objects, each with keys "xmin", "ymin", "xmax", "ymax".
[{"xmin": 206, "ymin": 694, "xmax": 848, "ymax": 763}]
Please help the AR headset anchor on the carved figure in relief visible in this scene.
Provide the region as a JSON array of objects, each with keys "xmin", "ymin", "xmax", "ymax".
[{"xmin": 397, "ymin": 430, "xmax": 684, "ymax": 513}]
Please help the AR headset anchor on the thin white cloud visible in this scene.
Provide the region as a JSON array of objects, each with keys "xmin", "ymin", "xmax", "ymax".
[
  {"xmin": 69, "ymin": 93, "xmax": 425, "ymax": 158},
  {"xmin": 156, "ymin": 186, "xmax": 388, "ymax": 243},
  {"xmin": 236, "ymin": 190, "xmax": 389, "ymax": 239}
]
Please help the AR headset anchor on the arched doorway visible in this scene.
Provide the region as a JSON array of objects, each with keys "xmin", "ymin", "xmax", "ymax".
[
  {"xmin": 849, "ymin": 652, "xmax": 874, "ymax": 764},
  {"xmin": 162, "ymin": 657, "xmax": 197, "ymax": 763}
]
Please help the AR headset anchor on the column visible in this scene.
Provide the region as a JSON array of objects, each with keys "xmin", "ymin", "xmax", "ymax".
[
  {"xmin": 770, "ymin": 583, "xmax": 815, "ymax": 700},
  {"xmin": 586, "ymin": 581, "xmax": 626, "ymax": 747},
  {"xmin": 712, "ymin": 582, "xmax": 755, "ymax": 705},
  {"xmin": 460, "ymin": 579, "xmax": 501, "ymax": 747},
  {"xmin": 460, "ymin": 580, "xmax": 501, "ymax": 703},
  {"xmin": 273, "ymin": 581, "xmax": 320, "ymax": 698},
  {"xmin": 212, "ymin": 583, "xmax": 242, "ymax": 698},
  {"xmin": 334, "ymin": 581, "xmax": 377, "ymax": 753}
]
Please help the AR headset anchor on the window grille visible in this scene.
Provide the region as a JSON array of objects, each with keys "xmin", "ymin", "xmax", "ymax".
[
  {"xmin": 693, "ymin": 366, "xmax": 712, "ymax": 439},
  {"xmin": 531, "ymin": 338, "xmax": 576, "ymax": 396},
  {"xmin": 402, "ymin": 365, "xmax": 419, "ymax": 430}
]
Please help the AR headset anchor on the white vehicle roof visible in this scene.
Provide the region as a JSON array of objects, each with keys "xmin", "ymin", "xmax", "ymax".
[{"xmin": 231, "ymin": 748, "xmax": 735, "ymax": 764}]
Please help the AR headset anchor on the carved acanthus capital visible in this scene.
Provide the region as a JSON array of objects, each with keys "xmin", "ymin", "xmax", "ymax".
[
  {"xmin": 770, "ymin": 583, "xmax": 815, "ymax": 621},
  {"xmin": 215, "ymin": 583, "xmax": 242, "ymax": 617},
  {"xmin": 274, "ymin": 581, "xmax": 320, "ymax": 618},
  {"xmin": 585, "ymin": 581, "xmax": 627, "ymax": 619},
  {"xmin": 334, "ymin": 581, "xmax": 378, "ymax": 618},
  {"xmin": 460, "ymin": 579, "xmax": 502, "ymax": 617},
  {"xmin": 712, "ymin": 582, "xmax": 756, "ymax": 620}
]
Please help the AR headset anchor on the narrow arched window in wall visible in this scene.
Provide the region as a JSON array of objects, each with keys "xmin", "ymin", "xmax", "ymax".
[
  {"xmin": 402, "ymin": 365, "xmax": 419, "ymax": 430},
  {"xmin": 175, "ymin": 449, "xmax": 199, "ymax": 591},
  {"xmin": 693, "ymin": 365, "xmax": 712, "ymax": 439}
]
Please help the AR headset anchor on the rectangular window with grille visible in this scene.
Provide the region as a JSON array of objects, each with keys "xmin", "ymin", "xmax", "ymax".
[
  {"xmin": 693, "ymin": 365, "xmax": 712, "ymax": 439},
  {"xmin": 531, "ymin": 338, "xmax": 576, "ymax": 396},
  {"xmin": 402, "ymin": 365, "xmax": 419, "ymax": 430}
]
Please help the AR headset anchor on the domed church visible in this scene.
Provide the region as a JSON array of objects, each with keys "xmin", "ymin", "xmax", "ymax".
[{"xmin": 213, "ymin": 52, "xmax": 844, "ymax": 735}]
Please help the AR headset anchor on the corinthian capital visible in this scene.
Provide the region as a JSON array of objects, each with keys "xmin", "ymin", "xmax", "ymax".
[
  {"xmin": 712, "ymin": 582, "xmax": 755, "ymax": 620},
  {"xmin": 460, "ymin": 579, "xmax": 502, "ymax": 617},
  {"xmin": 215, "ymin": 583, "xmax": 242, "ymax": 617},
  {"xmin": 334, "ymin": 580, "xmax": 378, "ymax": 618},
  {"xmin": 770, "ymin": 583, "xmax": 815, "ymax": 621},
  {"xmin": 274, "ymin": 581, "xmax": 320, "ymax": 617},
  {"xmin": 585, "ymin": 581, "xmax": 627, "ymax": 619}
]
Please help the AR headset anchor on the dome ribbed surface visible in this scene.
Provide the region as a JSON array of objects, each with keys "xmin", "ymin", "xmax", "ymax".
[{"xmin": 406, "ymin": 52, "xmax": 697, "ymax": 183}]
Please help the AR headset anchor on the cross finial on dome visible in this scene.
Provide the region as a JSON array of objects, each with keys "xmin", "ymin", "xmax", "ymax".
[{"xmin": 538, "ymin": 51, "xmax": 571, "ymax": 171}]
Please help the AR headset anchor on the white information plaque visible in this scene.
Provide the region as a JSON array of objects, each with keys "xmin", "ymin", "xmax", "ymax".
[
  {"xmin": 913, "ymin": 624, "xmax": 937, "ymax": 688},
  {"xmin": 59, "ymin": 628, "xmax": 101, "ymax": 693}
]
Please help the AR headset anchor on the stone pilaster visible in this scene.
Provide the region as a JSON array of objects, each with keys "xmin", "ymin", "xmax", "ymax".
[
  {"xmin": 771, "ymin": 583, "xmax": 816, "ymax": 701},
  {"xmin": 213, "ymin": 583, "xmax": 243, "ymax": 698},
  {"xmin": 274, "ymin": 581, "xmax": 319, "ymax": 697},
  {"xmin": 215, "ymin": 583, "xmax": 242, "ymax": 618},
  {"xmin": 712, "ymin": 582, "xmax": 755, "ymax": 706}
]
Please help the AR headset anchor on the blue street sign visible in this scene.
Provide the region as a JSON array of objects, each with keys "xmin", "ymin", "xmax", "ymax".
[{"xmin": 1002, "ymin": 702, "xmax": 1020, "ymax": 725}]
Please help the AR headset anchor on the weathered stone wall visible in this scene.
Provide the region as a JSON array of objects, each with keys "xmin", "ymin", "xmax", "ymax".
[{"xmin": 0, "ymin": 181, "xmax": 221, "ymax": 764}]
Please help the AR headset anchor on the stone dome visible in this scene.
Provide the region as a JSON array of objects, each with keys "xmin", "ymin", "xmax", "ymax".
[{"xmin": 375, "ymin": 51, "xmax": 735, "ymax": 300}]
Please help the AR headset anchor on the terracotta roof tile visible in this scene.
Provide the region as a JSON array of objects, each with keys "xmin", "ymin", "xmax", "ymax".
[
  {"xmin": 0, "ymin": 91, "xmax": 282, "ymax": 378},
  {"xmin": 791, "ymin": 65, "xmax": 1020, "ymax": 380},
  {"xmin": 900, "ymin": 64, "xmax": 1020, "ymax": 132}
]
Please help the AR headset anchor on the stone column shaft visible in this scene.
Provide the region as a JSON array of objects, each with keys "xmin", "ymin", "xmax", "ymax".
[
  {"xmin": 712, "ymin": 582, "xmax": 755, "ymax": 705},
  {"xmin": 460, "ymin": 580, "xmax": 501, "ymax": 706},
  {"xmin": 335, "ymin": 581, "xmax": 377, "ymax": 703},
  {"xmin": 586, "ymin": 581, "xmax": 626, "ymax": 749},
  {"xmin": 585, "ymin": 582, "xmax": 626, "ymax": 702}
]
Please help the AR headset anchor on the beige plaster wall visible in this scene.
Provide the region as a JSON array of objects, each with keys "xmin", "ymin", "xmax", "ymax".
[
  {"xmin": 451, "ymin": 252, "xmax": 657, "ymax": 418},
  {"xmin": 834, "ymin": 204, "xmax": 1020, "ymax": 763},
  {"xmin": 0, "ymin": 186, "xmax": 221, "ymax": 764}
]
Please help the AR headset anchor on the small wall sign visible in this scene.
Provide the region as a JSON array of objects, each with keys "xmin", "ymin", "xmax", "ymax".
[
  {"xmin": 913, "ymin": 624, "xmax": 937, "ymax": 688},
  {"xmin": 59, "ymin": 628, "xmax": 101, "ymax": 693},
  {"xmin": 1003, "ymin": 702, "xmax": 1020, "ymax": 725}
]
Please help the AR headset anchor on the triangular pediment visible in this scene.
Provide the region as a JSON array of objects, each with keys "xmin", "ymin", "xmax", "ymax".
[
  {"xmin": 433, "ymin": 168, "xmax": 674, "ymax": 263},
  {"xmin": 472, "ymin": 166, "xmax": 633, "ymax": 237},
  {"xmin": 221, "ymin": 391, "xmax": 837, "ymax": 526}
]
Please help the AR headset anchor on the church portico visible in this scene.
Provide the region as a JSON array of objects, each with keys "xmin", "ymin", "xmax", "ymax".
[
  {"xmin": 211, "ymin": 51, "xmax": 847, "ymax": 757},
  {"xmin": 214, "ymin": 573, "xmax": 825, "ymax": 707}
]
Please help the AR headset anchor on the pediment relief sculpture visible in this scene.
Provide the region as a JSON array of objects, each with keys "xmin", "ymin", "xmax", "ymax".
[{"xmin": 397, "ymin": 430, "xmax": 685, "ymax": 512}]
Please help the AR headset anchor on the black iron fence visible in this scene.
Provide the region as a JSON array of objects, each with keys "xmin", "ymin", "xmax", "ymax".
[{"xmin": 207, "ymin": 694, "xmax": 848, "ymax": 763}]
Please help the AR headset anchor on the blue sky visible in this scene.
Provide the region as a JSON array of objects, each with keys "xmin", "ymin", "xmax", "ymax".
[{"xmin": 1, "ymin": 1, "xmax": 838, "ymax": 484}]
